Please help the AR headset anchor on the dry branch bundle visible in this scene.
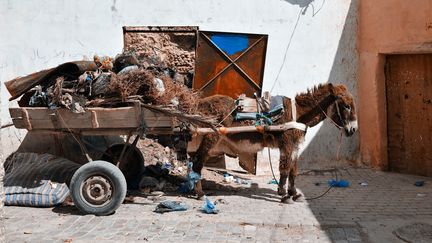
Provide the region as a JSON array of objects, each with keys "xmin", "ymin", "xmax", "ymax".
[{"xmin": 109, "ymin": 68, "xmax": 200, "ymax": 114}]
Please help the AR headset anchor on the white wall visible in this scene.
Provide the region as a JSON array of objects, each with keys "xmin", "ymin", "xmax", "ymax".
[{"xmin": 0, "ymin": 0, "xmax": 358, "ymax": 166}]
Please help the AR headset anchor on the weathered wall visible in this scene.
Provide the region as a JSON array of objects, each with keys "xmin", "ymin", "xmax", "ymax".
[
  {"xmin": 0, "ymin": 0, "xmax": 358, "ymax": 168},
  {"xmin": 358, "ymin": 0, "xmax": 432, "ymax": 169},
  {"xmin": 0, "ymin": 85, "xmax": 4, "ymax": 243}
]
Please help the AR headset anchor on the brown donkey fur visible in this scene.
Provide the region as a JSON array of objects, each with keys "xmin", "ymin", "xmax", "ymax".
[{"xmin": 191, "ymin": 83, "xmax": 358, "ymax": 202}]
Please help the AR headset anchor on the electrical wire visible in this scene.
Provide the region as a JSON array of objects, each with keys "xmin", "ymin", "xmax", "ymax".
[{"xmin": 270, "ymin": 8, "xmax": 303, "ymax": 93}]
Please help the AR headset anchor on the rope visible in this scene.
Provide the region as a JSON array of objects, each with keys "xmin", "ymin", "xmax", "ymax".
[
  {"xmin": 0, "ymin": 123, "xmax": 14, "ymax": 129},
  {"xmin": 267, "ymin": 145, "xmax": 335, "ymax": 201},
  {"xmin": 305, "ymin": 186, "xmax": 333, "ymax": 200},
  {"xmin": 217, "ymin": 105, "xmax": 238, "ymax": 126},
  {"xmin": 304, "ymin": 130, "xmax": 343, "ymax": 201},
  {"xmin": 336, "ymin": 131, "xmax": 343, "ymax": 160},
  {"xmin": 268, "ymin": 147, "xmax": 279, "ymax": 184},
  {"xmin": 56, "ymin": 112, "xmax": 93, "ymax": 162},
  {"xmin": 315, "ymin": 98, "xmax": 344, "ymax": 130}
]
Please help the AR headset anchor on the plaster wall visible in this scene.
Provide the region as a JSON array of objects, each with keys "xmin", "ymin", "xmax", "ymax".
[
  {"xmin": 0, "ymin": 0, "xmax": 359, "ymax": 168},
  {"xmin": 358, "ymin": 0, "xmax": 432, "ymax": 169}
]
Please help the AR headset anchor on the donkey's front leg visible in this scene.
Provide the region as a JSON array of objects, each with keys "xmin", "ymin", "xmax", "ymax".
[
  {"xmin": 278, "ymin": 153, "xmax": 290, "ymax": 196},
  {"xmin": 288, "ymin": 159, "xmax": 302, "ymax": 201}
]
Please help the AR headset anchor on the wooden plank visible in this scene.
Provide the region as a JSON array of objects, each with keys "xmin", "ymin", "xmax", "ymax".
[
  {"xmin": 237, "ymin": 94, "xmax": 257, "ymax": 112},
  {"xmin": 9, "ymin": 108, "xmax": 23, "ymax": 118},
  {"xmin": 12, "ymin": 118, "xmax": 25, "ymax": 129},
  {"xmin": 142, "ymin": 108, "xmax": 175, "ymax": 127},
  {"xmin": 21, "ymin": 108, "xmax": 32, "ymax": 130},
  {"xmin": 18, "ymin": 106, "xmax": 135, "ymax": 120},
  {"xmin": 49, "ymin": 112, "xmax": 61, "ymax": 130},
  {"xmin": 10, "ymin": 127, "xmax": 177, "ymax": 136},
  {"xmin": 123, "ymin": 26, "xmax": 198, "ymax": 33},
  {"xmin": 91, "ymin": 111, "xmax": 99, "ymax": 128},
  {"xmin": 10, "ymin": 106, "xmax": 176, "ymax": 130},
  {"xmin": 192, "ymin": 122, "xmax": 307, "ymax": 135}
]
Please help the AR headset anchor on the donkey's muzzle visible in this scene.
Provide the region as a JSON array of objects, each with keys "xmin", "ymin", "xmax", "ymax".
[
  {"xmin": 344, "ymin": 120, "xmax": 358, "ymax": 137},
  {"xmin": 345, "ymin": 128, "xmax": 355, "ymax": 137}
]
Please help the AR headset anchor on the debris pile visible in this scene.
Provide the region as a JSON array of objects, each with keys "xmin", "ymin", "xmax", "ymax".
[
  {"xmin": 137, "ymin": 138, "xmax": 184, "ymax": 171},
  {"xmin": 123, "ymin": 32, "xmax": 195, "ymax": 75},
  {"xmin": 136, "ymin": 138, "xmax": 189, "ymax": 193},
  {"xmin": 19, "ymin": 53, "xmax": 200, "ymax": 114}
]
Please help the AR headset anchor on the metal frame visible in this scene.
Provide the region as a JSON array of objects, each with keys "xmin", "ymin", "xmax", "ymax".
[{"xmin": 193, "ymin": 30, "xmax": 268, "ymax": 98}]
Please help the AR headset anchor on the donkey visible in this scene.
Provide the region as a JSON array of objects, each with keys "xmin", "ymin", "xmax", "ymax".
[{"xmin": 190, "ymin": 83, "xmax": 358, "ymax": 202}]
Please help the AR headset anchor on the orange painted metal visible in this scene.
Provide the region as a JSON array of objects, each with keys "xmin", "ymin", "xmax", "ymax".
[{"xmin": 193, "ymin": 31, "xmax": 268, "ymax": 98}]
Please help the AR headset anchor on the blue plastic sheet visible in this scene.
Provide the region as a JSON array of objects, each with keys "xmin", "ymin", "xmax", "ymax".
[
  {"xmin": 211, "ymin": 34, "xmax": 249, "ymax": 56},
  {"xmin": 154, "ymin": 200, "xmax": 188, "ymax": 214}
]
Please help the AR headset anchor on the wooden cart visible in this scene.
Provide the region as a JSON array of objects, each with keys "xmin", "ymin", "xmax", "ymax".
[{"xmin": 9, "ymin": 102, "xmax": 180, "ymax": 215}]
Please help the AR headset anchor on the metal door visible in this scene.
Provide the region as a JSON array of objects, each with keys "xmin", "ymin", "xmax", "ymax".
[
  {"xmin": 386, "ymin": 54, "xmax": 432, "ymax": 176},
  {"xmin": 193, "ymin": 31, "xmax": 268, "ymax": 98}
]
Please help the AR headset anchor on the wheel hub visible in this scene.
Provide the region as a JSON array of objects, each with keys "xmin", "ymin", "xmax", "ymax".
[{"xmin": 80, "ymin": 175, "xmax": 113, "ymax": 207}]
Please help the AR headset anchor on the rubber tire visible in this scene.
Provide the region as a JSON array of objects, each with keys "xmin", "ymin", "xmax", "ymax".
[{"xmin": 70, "ymin": 160, "xmax": 127, "ymax": 216}]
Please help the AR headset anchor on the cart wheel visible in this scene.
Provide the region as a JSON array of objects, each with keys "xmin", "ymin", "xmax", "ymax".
[
  {"xmin": 70, "ymin": 160, "xmax": 127, "ymax": 216},
  {"xmin": 101, "ymin": 144, "xmax": 145, "ymax": 189}
]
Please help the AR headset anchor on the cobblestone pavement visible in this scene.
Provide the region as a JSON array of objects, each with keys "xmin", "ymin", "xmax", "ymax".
[{"xmin": 4, "ymin": 167, "xmax": 432, "ymax": 242}]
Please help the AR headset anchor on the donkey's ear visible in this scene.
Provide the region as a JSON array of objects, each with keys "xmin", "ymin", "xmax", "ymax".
[
  {"xmin": 328, "ymin": 83, "xmax": 336, "ymax": 94},
  {"xmin": 328, "ymin": 83, "xmax": 341, "ymax": 99}
]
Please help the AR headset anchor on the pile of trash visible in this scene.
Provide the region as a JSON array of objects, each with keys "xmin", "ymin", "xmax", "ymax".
[
  {"xmin": 17, "ymin": 52, "xmax": 200, "ymax": 114},
  {"xmin": 137, "ymin": 138, "xmax": 186, "ymax": 175},
  {"xmin": 135, "ymin": 138, "xmax": 189, "ymax": 192}
]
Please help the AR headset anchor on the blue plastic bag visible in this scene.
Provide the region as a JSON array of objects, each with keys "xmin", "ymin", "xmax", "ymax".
[
  {"xmin": 202, "ymin": 197, "xmax": 219, "ymax": 214},
  {"xmin": 328, "ymin": 179, "xmax": 350, "ymax": 187},
  {"xmin": 414, "ymin": 181, "xmax": 425, "ymax": 187},
  {"xmin": 179, "ymin": 162, "xmax": 201, "ymax": 193},
  {"xmin": 268, "ymin": 179, "xmax": 278, "ymax": 184}
]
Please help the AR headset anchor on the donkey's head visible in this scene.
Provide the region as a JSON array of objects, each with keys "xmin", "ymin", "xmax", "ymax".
[{"xmin": 328, "ymin": 84, "xmax": 358, "ymax": 136}]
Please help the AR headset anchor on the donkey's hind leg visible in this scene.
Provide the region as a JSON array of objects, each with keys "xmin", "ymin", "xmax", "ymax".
[
  {"xmin": 191, "ymin": 158, "xmax": 205, "ymax": 199},
  {"xmin": 277, "ymin": 152, "xmax": 290, "ymax": 196},
  {"xmin": 190, "ymin": 135, "xmax": 219, "ymax": 200},
  {"xmin": 288, "ymin": 159, "xmax": 302, "ymax": 201}
]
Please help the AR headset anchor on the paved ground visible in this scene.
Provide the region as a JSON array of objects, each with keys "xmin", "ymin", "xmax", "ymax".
[{"xmin": 3, "ymin": 167, "xmax": 432, "ymax": 242}]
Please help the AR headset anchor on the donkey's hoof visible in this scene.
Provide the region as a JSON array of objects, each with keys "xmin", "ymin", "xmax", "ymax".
[
  {"xmin": 196, "ymin": 193, "xmax": 205, "ymax": 200},
  {"xmin": 292, "ymin": 194, "xmax": 303, "ymax": 202},
  {"xmin": 288, "ymin": 189, "xmax": 297, "ymax": 197},
  {"xmin": 281, "ymin": 195, "xmax": 294, "ymax": 204},
  {"xmin": 277, "ymin": 187, "xmax": 287, "ymax": 196}
]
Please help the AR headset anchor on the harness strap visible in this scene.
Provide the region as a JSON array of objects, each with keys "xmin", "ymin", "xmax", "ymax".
[
  {"xmin": 290, "ymin": 97, "xmax": 307, "ymax": 131},
  {"xmin": 284, "ymin": 121, "xmax": 307, "ymax": 131},
  {"xmin": 291, "ymin": 98, "xmax": 297, "ymax": 121},
  {"xmin": 287, "ymin": 97, "xmax": 307, "ymax": 131},
  {"xmin": 315, "ymin": 98, "xmax": 344, "ymax": 130}
]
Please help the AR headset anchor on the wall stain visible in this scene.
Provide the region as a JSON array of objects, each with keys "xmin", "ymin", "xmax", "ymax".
[{"xmin": 111, "ymin": 0, "xmax": 117, "ymax": 12}]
